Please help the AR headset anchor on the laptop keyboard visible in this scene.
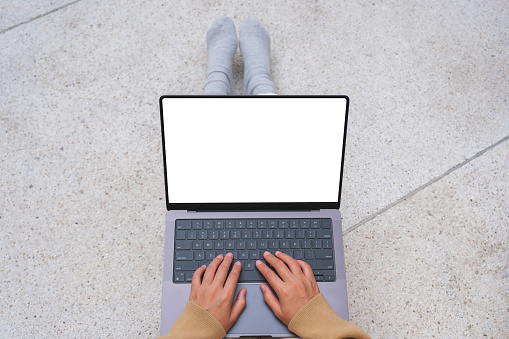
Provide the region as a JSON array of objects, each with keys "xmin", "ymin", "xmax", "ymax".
[{"xmin": 173, "ymin": 218, "xmax": 335, "ymax": 284}]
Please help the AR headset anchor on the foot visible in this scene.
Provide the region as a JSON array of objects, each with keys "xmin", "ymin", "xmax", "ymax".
[
  {"xmin": 239, "ymin": 19, "xmax": 276, "ymax": 95},
  {"xmin": 204, "ymin": 17, "xmax": 238, "ymax": 95}
]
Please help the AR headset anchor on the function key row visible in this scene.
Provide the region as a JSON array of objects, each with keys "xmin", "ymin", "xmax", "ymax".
[{"xmin": 176, "ymin": 218, "xmax": 332, "ymax": 230}]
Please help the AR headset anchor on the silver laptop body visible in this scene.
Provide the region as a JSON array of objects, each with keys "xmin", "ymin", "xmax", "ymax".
[{"xmin": 159, "ymin": 95, "xmax": 350, "ymax": 337}]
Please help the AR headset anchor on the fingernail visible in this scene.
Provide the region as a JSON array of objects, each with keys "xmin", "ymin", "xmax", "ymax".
[
  {"xmin": 256, "ymin": 260, "xmax": 262, "ymax": 266},
  {"xmin": 275, "ymin": 251, "xmax": 281, "ymax": 255},
  {"xmin": 235, "ymin": 261, "xmax": 241, "ymax": 266},
  {"xmin": 260, "ymin": 284, "xmax": 266, "ymax": 291},
  {"xmin": 226, "ymin": 252, "xmax": 233, "ymax": 258},
  {"xmin": 216, "ymin": 254, "xmax": 223, "ymax": 259},
  {"xmin": 264, "ymin": 251, "xmax": 270, "ymax": 257},
  {"xmin": 201, "ymin": 265, "xmax": 207, "ymax": 268}
]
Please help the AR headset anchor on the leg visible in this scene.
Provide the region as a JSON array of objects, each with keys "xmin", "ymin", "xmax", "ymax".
[
  {"xmin": 239, "ymin": 19, "xmax": 277, "ymax": 95},
  {"xmin": 204, "ymin": 17, "xmax": 238, "ymax": 95}
]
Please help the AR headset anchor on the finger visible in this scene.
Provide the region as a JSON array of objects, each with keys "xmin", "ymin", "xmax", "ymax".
[
  {"xmin": 275, "ymin": 251, "xmax": 304, "ymax": 276},
  {"xmin": 229, "ymin": 287, "xmax": 247, "ymax": 325},
  {"xmin": 260, "ymin": 284, "xmax": 283, "ymax": 322},
  {"xmin": 224, "ymin": 261, "xmax": 242, "ymax": 298},
  {"xmin": 213, "ymin": 252, "xmax": 233, "ymax": 286},
  {"xmin": 263, "ymin": 251, "xmax": 293, "ymax": 281},
  {"xmin": 203, "ymin": 254, "xmax": 224, "ymax": 285},
  {"xmin": 297, "ymin": 260, "xmax": 317, "ymax": 282},
  {"xmin": 256, "ymin": 259, "xmax": 283, "ymax": 290},
  {"xmin": 190, "ymin": 265, "xmax": 207, "ymax": 295}
]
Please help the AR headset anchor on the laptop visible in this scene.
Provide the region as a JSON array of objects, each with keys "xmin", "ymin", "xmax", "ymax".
[{"xmin": 159, "ymin": 95, "xmax": 350, "ymax": 337}]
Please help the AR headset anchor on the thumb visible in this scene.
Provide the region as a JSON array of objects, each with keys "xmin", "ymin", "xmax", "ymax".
[
  {"xmin": 260, "ymin": 284, "xmax": 284, "ymax": 323},
  {"xmin": 230, "ymin": 288, "xmax": 247, "ymax": 324}
]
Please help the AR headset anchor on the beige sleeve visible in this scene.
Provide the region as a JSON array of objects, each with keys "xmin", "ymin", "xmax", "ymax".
[
  {"xmin": 288, "ymin": 293, "xmax": 371, "ymax": 339},
  {"xmin": 158, "ymin": 301, "xmax": 226, "ymax": 339}
]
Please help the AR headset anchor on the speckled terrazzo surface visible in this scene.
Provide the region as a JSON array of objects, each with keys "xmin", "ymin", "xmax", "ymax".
[{"xmin": 1, "ymin": 0, "xmax": 508, "ymax": 338}]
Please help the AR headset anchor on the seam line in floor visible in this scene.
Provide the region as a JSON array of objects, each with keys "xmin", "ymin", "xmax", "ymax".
[
  {"xmin": 343, "ymin": 134, "xmax": 509, "ymax": 235},
  {"xmin": 0, "ymin": 0, "xmax": 82, "ymax": 35}
]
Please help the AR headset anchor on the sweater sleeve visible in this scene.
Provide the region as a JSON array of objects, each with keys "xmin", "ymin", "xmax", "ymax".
[
  {"xmin": 158, "ymin": 301, "xmax": 226, "ymax": 339},
  {"xmin": 288, "ymin": 293, "xmax": 371, "ymax": 339}
]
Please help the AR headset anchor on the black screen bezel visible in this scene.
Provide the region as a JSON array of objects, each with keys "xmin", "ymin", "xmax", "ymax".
[{"xmin": 159, "ymin": 95, "xmax": 349, "ymax": 211}]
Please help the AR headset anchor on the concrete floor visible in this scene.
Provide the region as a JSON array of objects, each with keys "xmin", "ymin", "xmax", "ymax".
[{"xmin": 1, "ymin": 0, "xmax": 508, "ymax": 337}]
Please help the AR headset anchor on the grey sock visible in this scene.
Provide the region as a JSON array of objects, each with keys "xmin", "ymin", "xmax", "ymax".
[
  {"xmin": 204, "ymin": 17, "xmax": 238, "ymax": 95},
  {"xmin": 239, "ymin": 19, "xmax": 276, "ymax": 95}
]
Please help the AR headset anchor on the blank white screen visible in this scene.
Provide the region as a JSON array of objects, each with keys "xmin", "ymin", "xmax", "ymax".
[{"xmin": 162, "ymin": 97, "xmax": 346, "ymax": 203}]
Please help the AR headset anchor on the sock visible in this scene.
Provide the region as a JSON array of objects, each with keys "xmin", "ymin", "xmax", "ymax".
[
  {"xmin": 239, "ymin": 19, "xmax": 276, "ymax": 95},
  {"xmin": 203, "ymin": 17, "xmax": 238, "ymax": 95}
]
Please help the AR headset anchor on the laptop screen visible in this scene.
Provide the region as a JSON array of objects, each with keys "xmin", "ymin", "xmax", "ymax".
[{"xmin": 160, "ymin": 96, "xmax": 348, "ymax": 210}]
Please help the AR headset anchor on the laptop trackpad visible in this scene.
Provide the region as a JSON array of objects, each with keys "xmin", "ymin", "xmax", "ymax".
[{"xmin": 227, "ymin": 284, "xmax": 294, "ymax": 337}]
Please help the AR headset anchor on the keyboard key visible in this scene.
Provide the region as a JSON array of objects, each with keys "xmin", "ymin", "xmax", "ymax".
[
  {"xmin": 311, "ymin": 220, "xmax": 321, "ymax": 228},
  {"xmin": 247, "ymin": 220, "xmax": 257, "ymax": 228},
  {"xmin": 301, "ymin": 240, "xmax": 311, "ymax": 249},
  {"xmin": 258, "ymin": 220, "xmax": 267, "ymax": 228},
  {"xmin": 185, "ymin": 272, "xmax": 193, "ymax": 282},
  {"xmin": 274, "ymin": 230, "xmax": 284, "ymax": 239},
  {"xmin": 219, "ymin": 230, "xmax": 229, "ymax": 239},
  {"xmin": 280, "ymin": 240, "xmax": 290, "ymax": 249},
  {"xmin": 187, "ymin": 231, "xmax": 197, "ymax": 240},
  {"xmin": 214, "ymin": 220, "xmax": 224, "ymax": 229},
  {"xmin": 236, "ymin": 220, "xmax": 246, "ymax": 229},
  {"xmin": 192, "ymin": 220, "xmax": 203, "ymax": 229},
  {"xmin": 317, "ymin": 230, "xmax": 332, "ymax": 239},
  {"xmin": 192, "ymin": 241, "xmax": 202, "ymax": 250},
  {"xmin": 204, "ymin": 220, "xmax": 214, "ymax": 229},
  {"xmin": 296, "ymin": 230, "xmax": 305, "ymax": 239},
  {"xmin": 315, "ymin": 249, "xmax": 334, "ymax": 259},
  {"xmin": 237, "ymin": 240, "xmax": 246, "ymax": 250},
  {"xmin": 209, "ymin": 230, "xmax": 219, "ymax": 240},
  {"xmin": 249, "ymin": 250, "xmax": 260, "ymax": 260},
  {"xmin": 244, "ymin": 261, "xmax": 255, "ymax": 270},
  {"xmin": 290, "ymin": 240, "xmax": 300, "ymax": 249},
  {"xmin": 312, "ymin": 240, "xmax": 322, "ymax": 248},
  {"xmin": 176, "ymin": 230, "xmax": 186, "ymax": 240},
  {"xmin": 315, "ymin": 275, "xmax": 324, "ymax": 281},
  {"xmin": 175, "ymin": 251, "xmax": 193, "ymax": 260},
  {"xmin": 205, "ymin": 251, "xmax": 215, "ymax": 260},
  {"xmin": 285, "ymin": 230, "xmax": 295, "ymax": 238},
  {"xmin": 279, "ymin": 220, "xmax": 289, "ymax": 228},
  {"xmin": 290, "ymin": 220, "xmax": 299, "ymax": 228},
  {"xmin": 225, "ymin": 240, "xmax": 235, "ymax": 250},
  {"xmin": 252, "ymin": 230, "xmax": 262, "ymax": 239},
  {"xmin": 174, "ymin": 261, "xmax": 199, "ymax": 271},
  {"xmin": 242, "ymin": 230, "xmax": 251, "ymax": 239},
  {"xmin": 257, "ymin": 240, "xmax": 268, "ymax": 249},
  {"xmin": 263, "ymin": 230, "xmax": 273, "ymax": 239},
  {"xmin": 214, "ymin": 240, "xmax": 224, "ymax": 250},
  {"xmin": 321, "ymin": 219, "xmax": 331, "ymax": 228},
  {"xmin": 174, "ymin": 272, "xmax": 185, "ymax": 282},
  {"xmin": 268, "ymin": 240, "xmax": 278, "ymax": 249},
  {"xmin": 194, "ymin": 251, "xmax": 204, "ymax": 260},
  {"xmin": 325, "ymin": 275, "xmax": 335, "ymax": 281},
  {"xmin": 305, "ymin": 250, "xmax": 314, "ymax": 259},
  {"xmin": 323, "ymin": 239, "xmax": 333, "ymax": 248},
  {"xmin": 306, "ymin": 230, "xmax": 316, "ymax": 238},
  {"xmin": 231, "ymin": 230, "xmax": 240, "ymax": 239},
  {"xmin": 310, "ymin": 260, "xmax": 334, "ymax": 270},
  {"xmin": 238, "ymin": 251, "xmax": 249, "ymax": 260},
  {"xmin": 268, "ymin": 220, "xmax": 278, "ymax": 229},
  {"xmin": 300, "ymin": 220, "xmax": 310, "ymax": 228},
  {"xmin": 198, "ymin": 230, "xmax": 207, "ymax": 240},
  {"xmin": 176, "ymin": 220, "xmax": 191, "ymax": 230},
  {"xmin": 247, "ymin": 240, "xmax": 257, "ymax": 250},
  {"xmin": 175, "ymin": 240, "xmax": 191, "ymax": 250},
  {"xmin": 294, "ymin": 250, "xmax": 304, "ymax": 259},
  {"xmin": 204, "ymin": 241, "xmax": 213, "ymax": 250},
  {"xmin": 226, "ymin": 220, "xmax": 235, "ymax": 229},
  {"xmin": 239, "ymin": 269, "xmax": 264, "ymax": 282}
]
